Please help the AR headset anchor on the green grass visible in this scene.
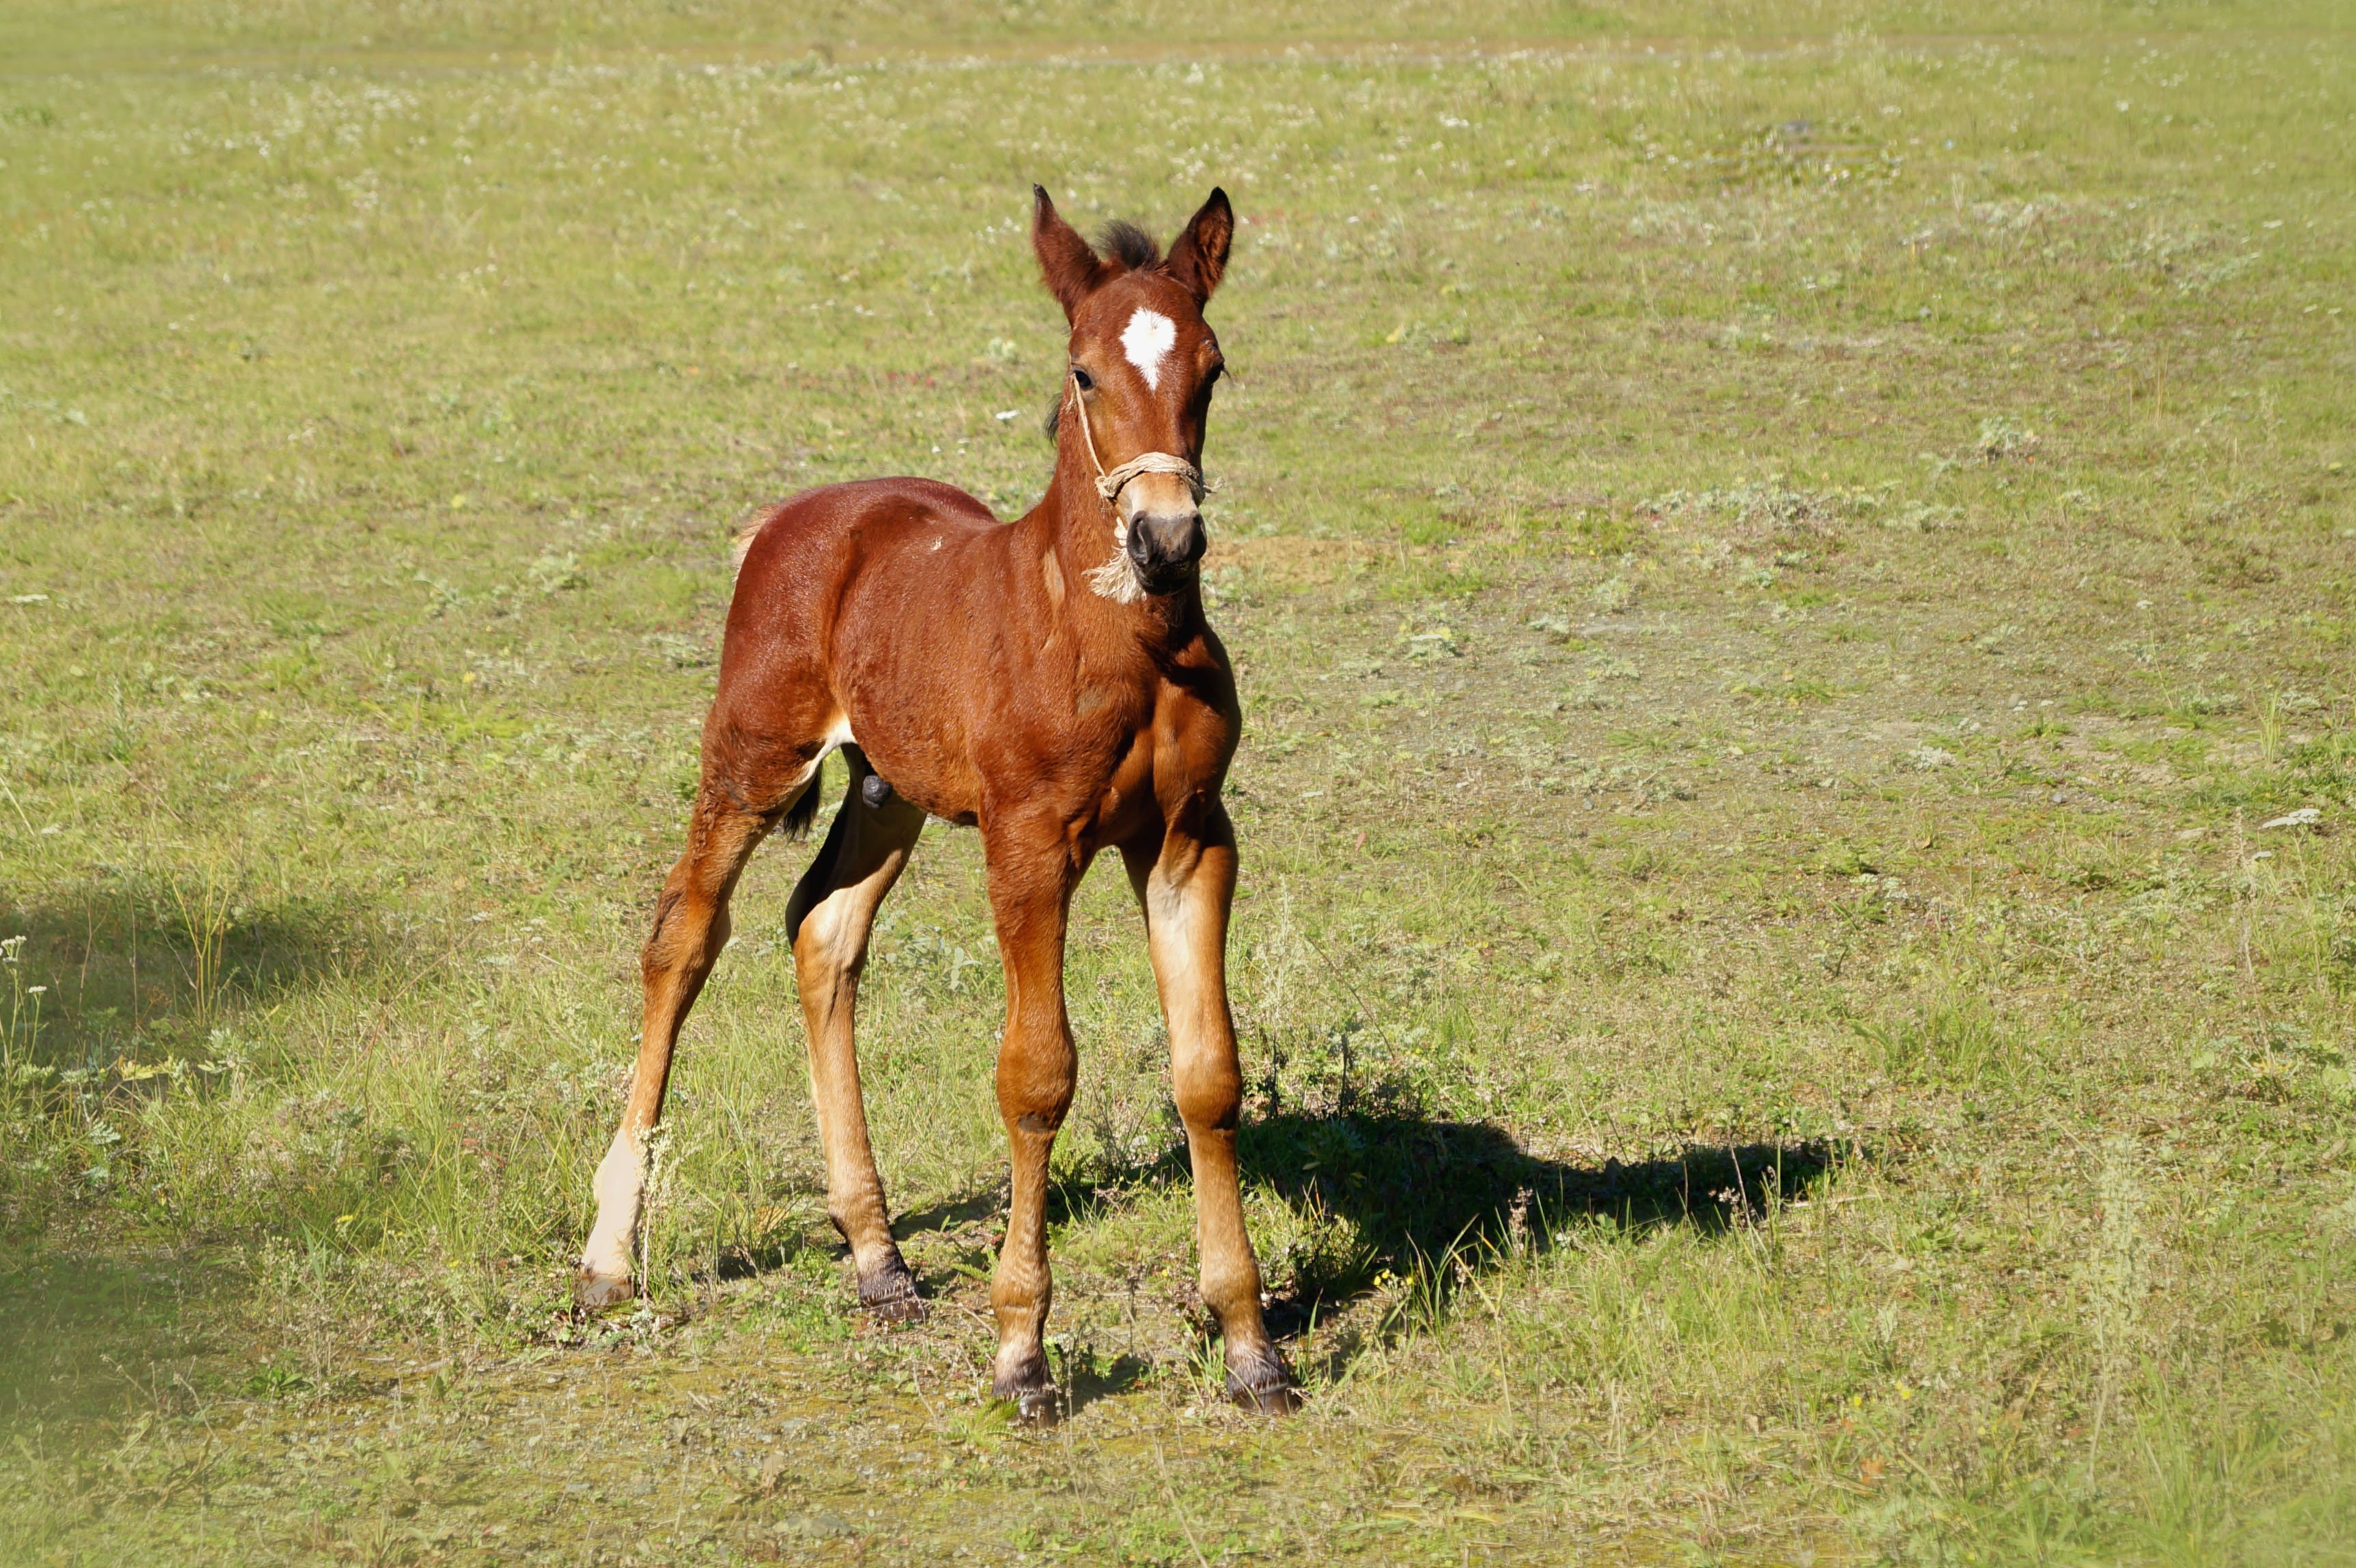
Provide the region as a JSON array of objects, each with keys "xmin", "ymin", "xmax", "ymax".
[{"xmin": 4, "ymin": 0, "xmax": 2355, "ymax": 1562}]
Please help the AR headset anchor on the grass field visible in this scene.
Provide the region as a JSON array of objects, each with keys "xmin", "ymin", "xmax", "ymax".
[{"xmin": 4, "ymin": 1, "xmax": 2355, "ymax": 1562}]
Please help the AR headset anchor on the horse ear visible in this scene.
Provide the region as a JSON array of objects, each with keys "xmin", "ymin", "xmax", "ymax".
[
  {"xmin": 1031, "ymin": 185, "xmax": 1106, "ymax": 322},
  {"xmin": 1165, "ymin": 187, "xmax": 1233, "ymax": 305}
]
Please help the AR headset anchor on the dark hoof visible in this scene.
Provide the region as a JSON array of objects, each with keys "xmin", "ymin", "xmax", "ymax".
[
  {"xmin": 1230, "ymin": 1377, "xmax": 1302, "ymax": 1415},
  {"xmin": 994, "ymin": 1350, "xmax": 1059, "ymax": 1425},
  {"xmin": 574, "ymin": 1268, "xmax": 635, "ymax": 1311},
  {"xmin": 856, "ymin": 1256, "xmax": 927, "ymax": 1324},
  {"xmin": 1226, "ymin": 1350, "xmax": 1302, "ymax": 1415},
  {"xmin": 1013, "ymin": 1386, "xmax": 1066, "ymax": 1426}
]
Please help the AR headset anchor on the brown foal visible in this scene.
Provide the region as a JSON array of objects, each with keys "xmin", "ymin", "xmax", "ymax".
[{"xmin": 575, "ymin": 186, "xmax": 1298, "ymax": 1418}]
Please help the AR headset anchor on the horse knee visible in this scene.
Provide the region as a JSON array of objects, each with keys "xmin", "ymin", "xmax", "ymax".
[
  {"xmin": 996, "ymin": 1038, "xmax": 1077, "ymax": 1131},
  {"xmin": 1001, "ymin": 1081, "xmax": 1076, "ymax": 1134},
  {"xmin": 1173, "ymin": 1056, "xmax": 1242, "ymax": 1134}
]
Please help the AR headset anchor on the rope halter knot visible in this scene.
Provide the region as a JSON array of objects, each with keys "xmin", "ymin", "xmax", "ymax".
[{"xmin": 1093, "ymin": 450, "xmax": 1209, "ymax": 507}]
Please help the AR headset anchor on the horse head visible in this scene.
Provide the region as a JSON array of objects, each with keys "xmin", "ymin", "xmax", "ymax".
[{"xmin": 1033, "ymin": 185, "xmax": 1233, "ymax": 599}]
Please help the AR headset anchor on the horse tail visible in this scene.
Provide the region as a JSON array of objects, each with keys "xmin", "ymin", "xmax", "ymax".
[
  {"xmin": 731, "ymin": 496, "xmax": 800, "ymax": 574},
  {"xmin": 781, "ymin": 769, "xmax": 824, "ymax": 841},
  {"xmin": 729, "ymin": 513, "xmax": 768, "ymax": 574},
  {"xmin": 779, "ymin": 742, "xmax": 865, "ymax": 843}
]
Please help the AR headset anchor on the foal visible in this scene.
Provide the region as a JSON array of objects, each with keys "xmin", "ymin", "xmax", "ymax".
[{"xmin": 575, "ymin": 186, "xmax": 1298, "ymax": 1417}]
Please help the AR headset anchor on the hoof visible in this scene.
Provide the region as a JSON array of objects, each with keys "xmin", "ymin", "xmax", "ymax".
[
  {"xmin": 1013, "ymin": 1386, "xmax": 1065, "ymax": 1427},
  {"xmin": 574, "ymin": 1267, "xmax": 635, "ymax": 1311},
  {"xmin": 1226, "ymin": 1349, "xmax": 1302, "ymax": 1415},
  {"xmin": 856, "ymin": 1255, "xmax": 928, "ymax": 1324},
  {"xmin": 994, "ymin": 1349, "xmax": 1059, "ymax": 1425}
]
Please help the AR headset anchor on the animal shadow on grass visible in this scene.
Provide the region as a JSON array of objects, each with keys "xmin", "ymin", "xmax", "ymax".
[
  {"xmin": 1, "ymin": 883, "xmax": 391, "ymax": 1074},
  {"xmin": 770, "ymin": 1106, "xmax": 1833, "ymax": 1407},
  {"xmin": 0, "ymin": 1252, "xmax": 241, "ymax": 1422},
  {"xmin": 1061, "ymin": 1347, "xmax": 1155, "ymax": 1413},
  {"xmin": 710, "ymin": 1188, "xmax": 1005, "ymax": 1283},
  {"xmin": 1054, "ymin": 1106, "xmax": 1838, "ymax": 1369}
]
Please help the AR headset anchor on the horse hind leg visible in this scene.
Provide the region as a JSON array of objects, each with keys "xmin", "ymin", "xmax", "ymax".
[
  {"xmin": 578, "ymin": 785, "xmax": 774, "ymax": 1306},
  {"xmin": 787, "ymin": 745, "xmax": 929, "ymax": 1321}
]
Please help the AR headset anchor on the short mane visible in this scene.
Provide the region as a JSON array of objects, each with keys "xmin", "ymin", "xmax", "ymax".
[{"xmin": 1098, "ymin": 220, "xmax": 1161, "ymax": 270}]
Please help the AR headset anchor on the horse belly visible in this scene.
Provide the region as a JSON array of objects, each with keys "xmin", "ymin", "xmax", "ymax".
[
  {"xmin": 837, "ymin": 684, "xmax": 984, "ymax": 825},
  {"xmin": 829, "ymin": 574, "xmax": 995, "ymax": 825}
]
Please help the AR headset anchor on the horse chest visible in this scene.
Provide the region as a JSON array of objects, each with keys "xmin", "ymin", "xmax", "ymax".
[{"xmin": 1041, "ymin": 679, "xmax": 1229, "ymax": 839}]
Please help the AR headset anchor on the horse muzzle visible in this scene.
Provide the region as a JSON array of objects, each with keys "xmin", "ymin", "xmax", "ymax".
[{"xmin": 1125, "ymin": 507, "xmax": 1207, "ymax": 595}]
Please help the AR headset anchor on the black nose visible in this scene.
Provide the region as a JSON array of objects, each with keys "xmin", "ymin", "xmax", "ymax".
[{"xmin": 1127, "ymin": 509, "xmax": 1205, "ymax": 587}]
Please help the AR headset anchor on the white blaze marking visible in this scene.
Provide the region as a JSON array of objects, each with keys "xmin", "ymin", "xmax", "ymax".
[{"xmin": 1121, "ymin": 307, "xmax": 1177, "ymax": 391}]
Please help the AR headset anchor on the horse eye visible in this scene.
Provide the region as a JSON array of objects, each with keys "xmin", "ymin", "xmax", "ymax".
[{"xmin": 1071, "ymin": 366, "xmax": 1095, "ymax": 393}]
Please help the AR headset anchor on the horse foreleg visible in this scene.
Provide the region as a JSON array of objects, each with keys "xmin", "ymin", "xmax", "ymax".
[
  {"xmin": 786, "ymin": 751, "xmax": 928, "ymax": 1320},
  {"xmin": 982, "ymin": 827, "xmax": 1080, "ymax": 1422},
  {"xmin": 1127, "ymin": 805, "xmax": 1299, "ymax": 1412},
  {"xmin": 579, "ymin": 794, "xmax": 772, "ymax": 1306}
]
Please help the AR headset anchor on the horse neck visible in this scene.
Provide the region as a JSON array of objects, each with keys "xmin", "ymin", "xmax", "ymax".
[{"xmin": 1038, "ymin": 457, "xmax": 1106, "ymax": 568}]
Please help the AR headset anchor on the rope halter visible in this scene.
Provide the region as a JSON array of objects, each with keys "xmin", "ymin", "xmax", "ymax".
[
  {"xmin": 1065, "ymin": 369, "xmax": 1215, "ymax": 604},
  {"xmin": 1067, "ymin": 370, "xmax": 1211, "ymax": 509}
]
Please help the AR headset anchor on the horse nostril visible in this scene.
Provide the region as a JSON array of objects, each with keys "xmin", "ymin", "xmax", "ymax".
[{"xmin": 1126, "ymin": 514, "xmax": 1205, "ymax": 581}]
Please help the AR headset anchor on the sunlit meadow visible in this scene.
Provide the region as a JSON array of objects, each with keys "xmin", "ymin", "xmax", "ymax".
[{"xmin": 2, "ymin": 1, "xmax": 2353, "ymax": 1563}]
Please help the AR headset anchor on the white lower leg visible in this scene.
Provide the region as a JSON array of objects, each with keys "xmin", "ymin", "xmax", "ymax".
[{"xmin": 578, "ymin": 1125, "xmax": 647, "ymax": 1300}]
